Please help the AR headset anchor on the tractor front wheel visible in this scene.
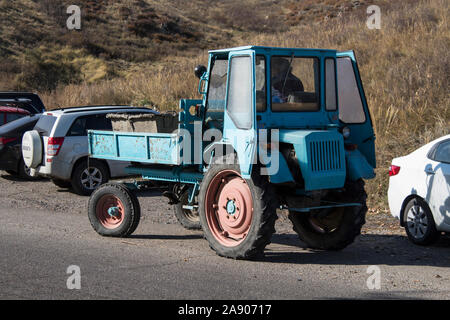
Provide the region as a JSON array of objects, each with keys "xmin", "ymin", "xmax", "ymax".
[
  {"xmin": 198, "ymin": 158, "xmax": 277, "ymax": 259},
  {"xmin": 288, "ymin": 179, "xmax": 367, "ymax": 251}
]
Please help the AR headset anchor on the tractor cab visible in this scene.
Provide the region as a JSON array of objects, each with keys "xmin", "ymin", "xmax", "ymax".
[{"xmin": 195, "ymin": 46, "xmax": 375, "ymax": 183}]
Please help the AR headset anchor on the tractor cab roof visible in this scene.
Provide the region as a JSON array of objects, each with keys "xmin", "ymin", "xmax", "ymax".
[{"xmin": 208, "ymin": 46, "xmax": 338, "ymax": 55}]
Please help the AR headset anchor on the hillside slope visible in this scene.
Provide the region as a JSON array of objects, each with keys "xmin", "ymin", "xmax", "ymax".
[
  {"xmin": 0, "ymin": 0, "xmax": 370, "ymax": 90},
  {"xmin": 0, "ymin": 0, "xmax": 448, "ymax": 210}
]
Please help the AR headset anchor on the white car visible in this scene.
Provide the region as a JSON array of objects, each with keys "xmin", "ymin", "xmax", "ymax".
[{"xmin": 388, "ymin": 134, "xmax": 450, "ymax": 245}]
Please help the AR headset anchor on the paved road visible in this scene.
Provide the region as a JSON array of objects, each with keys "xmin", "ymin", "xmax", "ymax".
[{"xmin": 0, "ymin": 203, "xmax": 449, "ymax": 300}]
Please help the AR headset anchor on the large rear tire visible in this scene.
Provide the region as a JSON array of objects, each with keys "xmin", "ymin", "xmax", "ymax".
[
  {"xmin": 198, "ymin": 156, "xmax": 277, "ymax": 259},
  {"xmin": 88, "ymin": 183, "xmax": 141, "ymax": 237},
  {"xmin": 173, "ymin": 189, "xmax": 201, "ymax": 230},
  {"xmin": 288, "ymin": 179, "xmax": 367, "ymax": 251}
]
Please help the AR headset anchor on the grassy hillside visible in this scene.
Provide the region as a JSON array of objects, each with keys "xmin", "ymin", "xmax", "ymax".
[{"xmin": 0, "ymin": 0, "xmax": 448, "ymax": 210}]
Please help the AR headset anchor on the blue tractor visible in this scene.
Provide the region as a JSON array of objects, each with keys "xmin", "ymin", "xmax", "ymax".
[{"xmin": 87, "ymin": 46, "xmax": 376, "ymax": 259}]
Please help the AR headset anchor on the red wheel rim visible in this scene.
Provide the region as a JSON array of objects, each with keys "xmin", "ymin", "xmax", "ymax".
[
  {"xmin": 205, "ymin": 170, "xmax": 253, "ymax": 247},
  {"xmin": 96, "ymin": 194, "xmax": 125, "ymax": 229}
]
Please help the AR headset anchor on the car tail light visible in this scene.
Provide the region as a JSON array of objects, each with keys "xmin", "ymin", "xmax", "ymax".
[
  {"xmin": 389, "ymin": 165, "xmax": 401, "ymax": 176},
  {"xmin": 47, "ymin": 137, "xmax": 65, "ymax": 156},
  {"xmin": 0, "ymin": 137, "xmax": 18, "ymax": 147}
]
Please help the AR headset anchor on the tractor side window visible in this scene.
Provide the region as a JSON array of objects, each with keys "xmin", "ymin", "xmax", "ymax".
[
  {"xmin": 255, "ymin": 55, "xmax": 266, "ymax": 112},
  {"xmin": 271, "ymin": 56, "xmax": 319, "ymax": 112},
  {"xmin": 227, "ymin": 55, "xmax": 253, "ymax": 130},
  {"xmin": 325, "ymin": 58, "xmax": 337, "ymax": 111},
  {"xmin": 337, "ymin": 57, "xmax": 366, "ymax": 123},
  {"xmin": 205, "ymin": 58, "xmax": 228, "ymax": 129}
]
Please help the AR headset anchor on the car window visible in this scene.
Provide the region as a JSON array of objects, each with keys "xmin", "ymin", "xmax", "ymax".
[
  {"xmin": 433, "ymin": 140, "xmax": 450, "ymax": 164},
  {"xmin": 68, "ymin": 114, "xmax": 112, "ymax": 136},
  {"xmin": 0, "ymin": 115, "xmax": 40, "ymax": 136},
  {"xmin": 68, "ymin": 117, "xmax": 86, "ymax": 136},
  {"xmin": 34, "ymin": 115, "xmax": 57, "ymax": 136},
  {"xmin": 86, "ymin": 115, "xmax": 112, "ymax": 131},
  {"xmin": 0, "ymin": 113, "xmax": 5, "ymax": 125},
  {"xmin": 6, "ymin": 113, "xmax": 26, "ymax": 123}
]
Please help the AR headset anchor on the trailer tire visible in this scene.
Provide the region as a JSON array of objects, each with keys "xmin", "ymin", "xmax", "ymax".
[
  {"xmin": 88, "ymin": 183, "xmax": 141, "ymax": 237},
  {"xmin": 173, "ymin": 190, "xmax": 201, "ymax": 230},
  {"xmin": 288, "ymin": 179, "xmax": 367, "ymax": 251},
  {"xmin": 198, "ymin": 155, "xmax": 277, "ymax": 259}
]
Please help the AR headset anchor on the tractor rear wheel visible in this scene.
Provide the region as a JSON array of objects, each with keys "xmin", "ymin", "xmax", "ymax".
[
  {"xmin": 173, "ymin": 189, "xmax": 201, "ymax": 230},
  {"xmin": 288, "ymin": 179, "xmax": 367, "ymax": 251},
  {"xmin": 198, "ymin": 157, "xmax": 277, "ymax": 259}
]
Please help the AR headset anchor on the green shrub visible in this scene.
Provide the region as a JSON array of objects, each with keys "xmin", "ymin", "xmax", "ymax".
[{"xmin": 15, "ymin": 48, "xmax": 82, "ymax": 91}]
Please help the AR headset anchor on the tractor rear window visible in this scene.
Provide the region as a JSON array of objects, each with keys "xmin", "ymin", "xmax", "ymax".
[
  {"xmin": 206, "ymin": 58, "xmax": 228, "ymax": 112},
  {"xmin": 271, "ymin": 56, "xmax": 319, "ymax": 112},
  {"xmin": 34, "ymin": 115, "xmax": 57, "ymax": 136},
  {"xmin": 337, "ymin": 57, "xmax": 366, "ymax": 123}
]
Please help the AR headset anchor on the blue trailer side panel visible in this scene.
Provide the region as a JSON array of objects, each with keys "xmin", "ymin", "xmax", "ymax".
[{"xmin": 88, "ymin": 130, "xmax": 181, "ymax": 165}]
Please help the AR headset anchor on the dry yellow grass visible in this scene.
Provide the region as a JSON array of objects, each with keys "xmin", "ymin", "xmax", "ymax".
[{"xmin": 39, "ymin": 0, "xmax": 449, "ymax": 210}]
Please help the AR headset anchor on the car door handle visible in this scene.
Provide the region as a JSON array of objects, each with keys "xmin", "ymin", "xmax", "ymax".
[{"xmin": 424, "ymin": 167, "xmax": 435, "ymax": 175}]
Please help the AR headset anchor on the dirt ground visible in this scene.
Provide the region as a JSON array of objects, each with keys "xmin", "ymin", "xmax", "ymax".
[{"xmin": 0, "ymin": 172, "xmax": 403, "ymax": 234}]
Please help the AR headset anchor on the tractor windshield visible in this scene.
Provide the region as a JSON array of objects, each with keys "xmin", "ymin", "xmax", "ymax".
[{"xmin": 271, "ymin": 56, "xmax": 319, "ymax": 112}]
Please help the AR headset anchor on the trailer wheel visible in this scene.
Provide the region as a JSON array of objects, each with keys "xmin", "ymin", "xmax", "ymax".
[
  {"xmin": 88, "ymin": 183, "xmax": 141, "ymax": 237},
  {"xmin": 173, "ymin": 190, "xmax": 201, "ymax": 230},
  {"xmin": 198, "ymin": 157, "xmax": 277, "ymax": 259},
  {"xmin": 288, "ymin": 179, "xmax": 367, "ymax": 251}
]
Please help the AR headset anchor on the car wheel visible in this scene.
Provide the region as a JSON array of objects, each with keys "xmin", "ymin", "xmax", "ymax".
[
  {"xmin": 403, "ymin": 198, "xmax": 440, "ymax": 245},
  {"xmin": 18, "ymin": 157, "xmax": 40, "ymax": 180},
  {"xmin": 52, "ymin": 178, "xmax": 72, "ymax": 189},
  {"xmin": 71, "ymin": 159, "xmax": 109, "ymax": 196}
]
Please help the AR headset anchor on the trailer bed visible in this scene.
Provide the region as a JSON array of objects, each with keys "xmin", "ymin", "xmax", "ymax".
[{"xmin": 88, "ymin": 130, "xmax": 181, "ymax": 165}]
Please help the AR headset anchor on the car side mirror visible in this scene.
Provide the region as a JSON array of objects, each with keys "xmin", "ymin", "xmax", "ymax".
[{"xmin": 195, "ymin": 65, "xmax": 207, "ymax": 79}]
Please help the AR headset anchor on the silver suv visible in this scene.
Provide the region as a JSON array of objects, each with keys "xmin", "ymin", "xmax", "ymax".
[{"xmin": 22, "ymin": 106, "xmax": 157, "ymax": 195}]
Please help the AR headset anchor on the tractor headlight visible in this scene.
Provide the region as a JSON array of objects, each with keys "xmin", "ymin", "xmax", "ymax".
[{"xmin": 342, "ymin": 127, "xmax": 351, "ymax": 139}]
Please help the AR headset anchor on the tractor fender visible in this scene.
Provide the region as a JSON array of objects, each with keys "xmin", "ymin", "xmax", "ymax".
[
  {"xmin": 267, "ymin": 150, "xmax": 295, "ymax": 184},
  {"xmin": 345, "ymin": 149, "xmax": 375, "ymax": 181}
]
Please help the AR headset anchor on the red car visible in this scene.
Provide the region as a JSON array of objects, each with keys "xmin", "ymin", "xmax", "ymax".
[{"xmin": 0, "ymin": 106, "xmax": 30, "ymax": 126}]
